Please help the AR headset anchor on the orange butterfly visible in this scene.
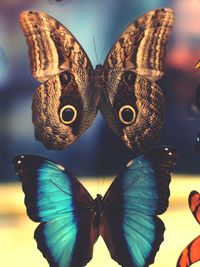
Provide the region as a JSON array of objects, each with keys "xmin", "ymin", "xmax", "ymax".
[
  {"xmin": 195, "ymin": 61, "xmax": 200, "ymax": 70},
  {"xmin": 176, "ymin": 191, "xmax": 200, "ymax": 267}
]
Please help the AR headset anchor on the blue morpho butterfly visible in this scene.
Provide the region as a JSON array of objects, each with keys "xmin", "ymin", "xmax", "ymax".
[{"xmin": 13, "ymin": 146, "xmax": 176, "ymax": 267}]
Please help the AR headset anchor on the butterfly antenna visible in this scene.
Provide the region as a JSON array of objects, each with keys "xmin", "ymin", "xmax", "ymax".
[
  {"xmin": 101, "ymin": 175, "xmax": 106, "ymax": 195},
  {"xmin": 96, "ymin": 175, "xmax": 102, "ymax": 195},
  {"xmin": 100, "ymin": 36, "xmax": 110, "ymax": 64},
  {"xmin": 97, "ymin": 174, "xmax": 105, "ymax": 195},
  {"xmin": 93, "ymin": 36, "xmax": 99, "ymax": 65},
  {"xmin": 97, "ymin": 174, "xmax": 100, "ymax": 194}
]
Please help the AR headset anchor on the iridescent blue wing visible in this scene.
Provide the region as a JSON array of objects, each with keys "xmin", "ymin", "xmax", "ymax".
[
  {"xmin": 12, "ymin": 155, "xmax": 98, "ymax": 267},
  {"xmin": 100, "ymin": 146, "xmax": 176, "ymax": 267}
]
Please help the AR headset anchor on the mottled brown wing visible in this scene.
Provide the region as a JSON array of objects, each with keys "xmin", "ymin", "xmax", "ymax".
[
  {"xmin": 100, "ymin": 8, "xmax": 174, "ymax": 152},
  {"xmin": 100, "ymin": 71, "xmax": 164, "ymax": 152},
  {"xmin": 19, "ymin": 10, "xmax": 94, "ymax": 82},
  {"xmin": 20, "ymin": 11, "xmax": 99, "ymax": 149},
  {"xmin": 32, "ymin": 70, "xmax": 99, "ymax": 149},
  {"xmin": 103, "ymin": 8, "xmax": 175, "ymax": 81}
]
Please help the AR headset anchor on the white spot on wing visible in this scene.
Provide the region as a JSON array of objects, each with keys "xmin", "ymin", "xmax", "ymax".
[
  {"xmin": 56, "ymin": 164, "xmax": 65, "ymax": 171},
  {"xmin": 126, "ymin": 160, "xmax": 133, "ymax": 167}
]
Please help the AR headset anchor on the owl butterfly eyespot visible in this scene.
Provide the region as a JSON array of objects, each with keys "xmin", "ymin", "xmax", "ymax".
[
  {"xmin": 13, "ymin": 146, "xmax": 176, "ymax": 267},
  {"xmin": 176, "ymin": 191, "xmax": 200, "ymax": 267},
  {"xmin": 59, "ymin": 105, "xmax": 78, "ymax": 125},
  {"xmin": 20, "ymin": 8, "xmax": 175, "ymax": 151},
  {"xmin": 118, "ymin": 105, "xmax": 137, "ymax": 125}
]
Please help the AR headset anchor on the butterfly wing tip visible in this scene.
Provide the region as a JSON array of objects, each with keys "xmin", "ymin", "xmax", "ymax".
[
  {"xmin": 20, "ymin": 10, "xmax": 36, "ymax": 15},
  {"xmin": 159, "ymin": 146, "xmax": 177, "ymax": 161},
  {"xmin": 19, "ymin": 10, "xmax": 39, "ymax": 23},
  {"xmin": 161, "ymin": 7, "xmax": 174, "ymax": 11},
  {"xmin": 152, "ymin": 7, "xmax": 175, "ymax": 17},
  {"xmin": 195, "ymin": 61, "xmax": 200, "ymax": 69},
  {"xmin": 147, "ymin": 146, "xmax": 177, "ymax": 158},
  {"xmin": 19, "ymin": 10, "xmax": 30, "ymax": 19},
  {"xmin": 12, "ymin": 155, "xmax": 27, "ymax": 178},
  {"xmin": 190, "ymin": 190, "xmax": 200, "ymax": 195},
  {"xmin": 12, "ymin": 155, "xmax": 24, "ymax": 166}
]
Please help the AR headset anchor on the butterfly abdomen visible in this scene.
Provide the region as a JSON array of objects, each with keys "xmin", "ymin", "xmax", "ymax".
[{"xmin": 93, "ymin": 194, "xmax": 103, "ymax": 227}]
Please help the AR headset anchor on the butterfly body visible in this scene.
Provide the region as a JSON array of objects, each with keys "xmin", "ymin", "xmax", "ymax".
[
  {"xmin": 13, "ymin": 147, "xmax": 176, "ymax": 267},
  {"xmin": 93, "ymin": 64, "xmax": 104, "ymax": 83},
  {"xmin": 91, "ymin": 194, "xmax": 103, "ymax": 227},
  {"xmin": 20, "ymin": 8, "xmax": 175, "ymax": 151}
]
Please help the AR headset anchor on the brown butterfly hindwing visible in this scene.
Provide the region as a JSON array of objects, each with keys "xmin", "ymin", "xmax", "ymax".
[
  {"xmin": 100, "ymin": 70, "xmax": 164, "ymax": 151},
  {"xmin": 32, "ymin": 71, "xmax": 99, "ymax": 149}
]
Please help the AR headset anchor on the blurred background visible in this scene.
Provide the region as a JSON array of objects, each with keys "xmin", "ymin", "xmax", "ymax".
[{"xmin": 0, "ymin": 0, "xmax": 200, "ymax": 266}]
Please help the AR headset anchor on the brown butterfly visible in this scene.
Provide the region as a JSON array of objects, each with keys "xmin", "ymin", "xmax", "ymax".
[{"xmin": 19, "ymin": 8, "xmax": 175, "ymax": 151}]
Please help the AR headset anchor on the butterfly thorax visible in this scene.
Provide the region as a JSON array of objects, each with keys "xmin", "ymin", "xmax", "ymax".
[
  {"xmin": 94, "ymin": 194, "xmax": 103, "ymax": 226},
  {"xmin": 93, "ymin": 64, "xmax": 104, "ymax": 87},
  {"xmin": 95, "ymin": 64, "xmax": 103, "ymax": 73}
]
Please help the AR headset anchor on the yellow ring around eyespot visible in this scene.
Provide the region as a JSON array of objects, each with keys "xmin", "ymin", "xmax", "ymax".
[
  {"xmin": 118, "ymin": 105, "xmax": 136, "ymax": 125},
  {"xmin": 59, "ymin": 105, "xmax": 77, "ymax": 125}
]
